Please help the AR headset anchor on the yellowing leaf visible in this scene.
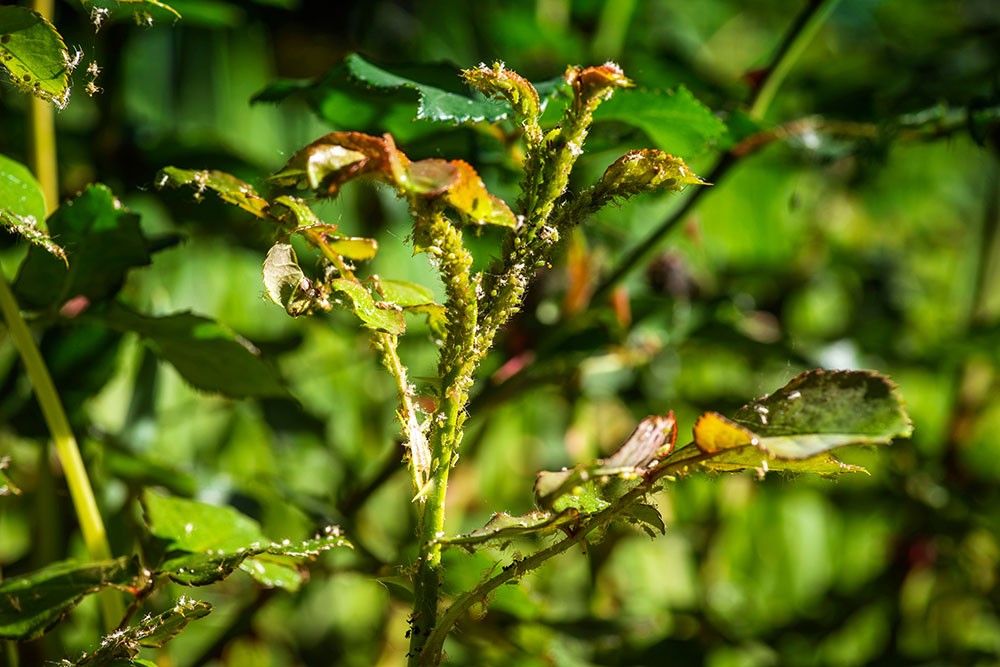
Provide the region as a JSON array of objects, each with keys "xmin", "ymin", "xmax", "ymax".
[
  {"xmin": 442, "ymin": 160, "xmax": 517, "ymax": 228},
  {"xmin": 693, "ymin": 411, "xmax": 756, "ymax": 453}
]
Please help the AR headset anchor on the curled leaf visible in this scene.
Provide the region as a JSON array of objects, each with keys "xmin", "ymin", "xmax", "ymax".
[
  {"xmin": 271, "ymin": 131, "xmax": 404, "ymax": 196},
  {"xmin": 535, "ymin": 413, "xmax": 676, "ymax": 510},
  {"xmin": 597, "ymin": 149, "xmax": 708, "ymax": 202},
  {"xmin": 462, "ymin": 62, "xmax": 542, "ymax": 143},
  {"xmin": 442, "ymin": 160, "xmax": 517, "ymax": 228},
  {"xmin": 566, "ymin": 62, "xmax": 633, "ymax": 111},
  {"xmin": 262, "ymin": 242, "xmax": 318, "ymax": 317}
]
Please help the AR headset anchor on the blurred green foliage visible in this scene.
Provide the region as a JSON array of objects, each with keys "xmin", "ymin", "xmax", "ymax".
[{"xmin": 2, "ymin": 0, "xmax": 1000, "ymax": 665}]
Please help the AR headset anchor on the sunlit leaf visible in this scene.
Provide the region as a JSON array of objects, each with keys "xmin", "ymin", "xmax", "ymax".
[
  {"xmin": 372, "ymin": 278, "xmax": 436, "ymax": 308},
  {"xmin": 329, "ymin": 278, "xmax": 406, "ymax": 334},
  {"xmin": 685, "ymin": 370, "xmax": 912, "ymax": 474},
  {"xmin": 0, "ymin": 6, "xmax": 70, "ymax": 105},
  {"xmin": 142, "ymin": 490, "xmax": 351, "ymax": 591},
  {"xmin": 156, "ymin": 167, "xmax": 269, "ymax": 218},
  {"xmin": 14, "ymin": 184, "xmax": 149, "ymax": 310},
  {"xmin": 0, "ymin": 557, "xmax": 140, "ymax": 641},
  {"xmin": 67, "ymin": 598, "xmax": 209, "ymax": 667},
  {"xmin": 593, "ymin": 85, "xmax": 726, "ymax": 157},
  {"xmin": 99, "ymin": 302, "xmax": 289, "ymax": 398},
  {"xmin": 595, "ymin": 149, "xmax": 708, "ymax": 203},
  {"xmin": 441, "ymin": 160, "xmax": 517, "ymax": 228},
  {"xmin": 0, "ymin": 154, "xmax": 63, "ymax": 259},
  {"xmin": 271, "ymin": 132, "xmax": 399, "ymax": 195},
  {"xmin": 326, "ymin": 236, "xmax": 378, "ymax": 260},
  {"xmin": 404, "ymin": 159, "xmax": 459, "ymax": 195},
  {"xmin": 344, "ymin": 53, "xmax": 508, "ymax": 124},
  {"xmin": 437, "ymin": 509, "xmax": 580, "ymax": 551}
]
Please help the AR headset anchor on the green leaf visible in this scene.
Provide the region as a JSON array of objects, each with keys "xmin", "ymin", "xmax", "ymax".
[
  {"xmin": 142, "ymin": 490, "xmax": 351, "ymax": 591},
  {"xmin": 372, "ymin": 278, "xmax": 436, "ymax": 308},
  {"xmin": 99, "ymin": 302, "xmax": 288, "ymax": 399},
  {"xmin": 102, "ymin": 448, "xmax": 197, "ymax": 497},
  {"xmin": 326, "ymin": 236, "xmax": 378, "ymax": 260},
  {"xmin": 156, "ymin": 167, "xmax": 269, "ymax": 218},
  {"xmin": 329, "ymin": 278, "xmax": 406, "ymax": 335},
  {"xmin": 687, "ymin": 370, "xmax": 912, "ymax": 474},
  {"xmin": 0, "ymin": 6, "xmax": 70, "ymax": 106},
  {"xmin": 0, "ymin": 456, "xmax": 21, "ymax": 496},
  {"xmin": 0, "ymin": 153, "xmax": 46, "ymax": 223},
  {"xmin": 13, "ymin": 184, "xmax": 149, "ymax": 310},
  {"xmin": 535, "ymin": 414, "xmax": 677, "ymax": 510},
  {"xmin": 344, "ymin": 53, "xmax": 508, "ymax": 125},
  {"xmin": 436, "ymin": 509, "xmax": 581, "ymax": 551},
  {"xmin": 593, "ymin": 85, "xmax": 726, "ymax": 157},
  {"xmin": 0, "ymin": 556, "xmax": 140, "ymax": 641},
  {"xmin": 68, "ymin": 598, "xmax": 210, "ymax": 667}
]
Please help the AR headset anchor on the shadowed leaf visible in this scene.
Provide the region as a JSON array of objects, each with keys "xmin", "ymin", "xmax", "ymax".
[
  {"xmin": 14, "ymin": 184, "xmax": 150, "ymax": 311},
  {"xmin": 0, "ymin": 557, "xmax": 140, "ymax": 641},
  {"xmin": 262, "ymin": 242, "xmax": 317, "ymax": 317},
  {"xmin": 99, "ymin": 302, "xmax": 288, "ymax": 398}
]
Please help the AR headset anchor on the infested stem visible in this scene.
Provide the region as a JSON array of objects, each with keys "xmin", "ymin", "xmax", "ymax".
[
  {"xmin": 408, "ymin": 207, "xmax": 478, "ymax": 664},
  {"xmin": 418, "ymin": 445, "xmax": 723, "ymax": 662},
  {"xmin": 308, "ymin": 230, "xmax": 432, "ymax": 497}
]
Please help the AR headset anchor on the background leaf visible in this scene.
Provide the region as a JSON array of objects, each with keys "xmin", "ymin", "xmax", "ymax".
[
  {"xmin": 98, "ymin": 302, "xmax": 288, "ymax": 398},
  {"xmin": 593, "ymin": 86, "xmax": 726, "ymax": 157}
]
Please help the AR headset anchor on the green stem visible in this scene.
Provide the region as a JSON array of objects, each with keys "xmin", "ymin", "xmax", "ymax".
[
  {"xmin": 0, "ymin": 274, "xmax": 122, "ymax": 629},
  {"xmin": 593, "ymin": 0, "xmax": 637, "ymax": 61},
  {"xmin": 749, "ymin": 0, "xmax": 842, "ymax": 120},
  {"xmin": 29, "ymin": 0, "xmax": 58, "ymax": 213}
]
